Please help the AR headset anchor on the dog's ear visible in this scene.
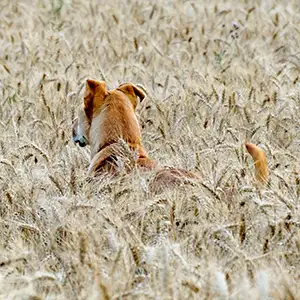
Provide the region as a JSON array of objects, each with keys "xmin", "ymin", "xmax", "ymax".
[
  {"xmin": 117, "ymin": 83, "xmax": 147, "ymax": 109},
  {"xmin": 84, "ymin": 79, "xmax": 107, "ymax": 120}
]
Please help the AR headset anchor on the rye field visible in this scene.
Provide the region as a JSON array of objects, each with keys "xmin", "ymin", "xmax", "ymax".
[{"xmin": 0, "ymin": 0, "xmax": 300, "ymax": 299}]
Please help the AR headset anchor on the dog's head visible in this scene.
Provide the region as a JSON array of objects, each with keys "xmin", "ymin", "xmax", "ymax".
[
  {"xmin": 84, "ymin": 79, "xmax": 146, "ymax": 120},
  {"xmin": 72, "ymin": 79, "xmax": 147, "ymax": 147}
]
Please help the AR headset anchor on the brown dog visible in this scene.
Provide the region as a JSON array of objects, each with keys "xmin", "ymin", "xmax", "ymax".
[
  {"xmin": 72, "ymin": 79, "xmax": 156, "ymax": 175},
  {"xmin": 73, "ymin": 79, "xmax": 268, "ymax": 192}
]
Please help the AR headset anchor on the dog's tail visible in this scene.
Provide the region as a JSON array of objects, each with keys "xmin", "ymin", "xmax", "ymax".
[{"xmin": 245, "ymin": 142, "xmax": 268, "ymax": 185}]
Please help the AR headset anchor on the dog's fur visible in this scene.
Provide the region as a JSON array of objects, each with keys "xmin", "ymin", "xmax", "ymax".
[
  {"xmin": 148, "ymin": 166, "xmax": 200, "ymax": 194},
  {"xmin": 72, "ymin": 79, "xmax": 156, "ymax": 175}
]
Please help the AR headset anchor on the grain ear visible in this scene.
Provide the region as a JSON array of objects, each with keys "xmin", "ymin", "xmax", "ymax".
[
  {"xmin": 84, "ymin": 79, "xmax": 107, "ymax": 119},
  {"xmin": 117, "ymin": 83, "xmax": 147, "ymax": 109},
  {"xmin": 72, "ymin": 117, "xmax": 78, "ymax": 141}
]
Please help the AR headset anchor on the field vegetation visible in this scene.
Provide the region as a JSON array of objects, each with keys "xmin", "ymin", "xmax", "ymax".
[{"xmin": 0, "ymin": 0, "xmax": 300, "ymax": 299}]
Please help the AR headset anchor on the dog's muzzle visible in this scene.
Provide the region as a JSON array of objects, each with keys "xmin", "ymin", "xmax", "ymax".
[{"xmin": 73, "ymin": 136, "xmax": 88, "ymax": 147}]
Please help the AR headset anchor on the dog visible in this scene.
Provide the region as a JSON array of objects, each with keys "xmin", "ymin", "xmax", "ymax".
[
  {"xmin": 72, "ymin": 79, "xmax": 268, "ymax": 192},
  {"xmin": 72, "ymin": 79, "xmax": 156, "ymax": 175}
]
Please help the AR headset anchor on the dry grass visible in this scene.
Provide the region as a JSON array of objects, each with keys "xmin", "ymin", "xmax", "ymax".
[{"xmin": 1, "ymin": 0, "xmax": 300, "ymax": 299}]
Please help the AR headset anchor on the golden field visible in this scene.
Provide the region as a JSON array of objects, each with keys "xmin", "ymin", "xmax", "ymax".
[{"xmin": 0, "ymin": 0, "xmax": 300, "ymax": 299}]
